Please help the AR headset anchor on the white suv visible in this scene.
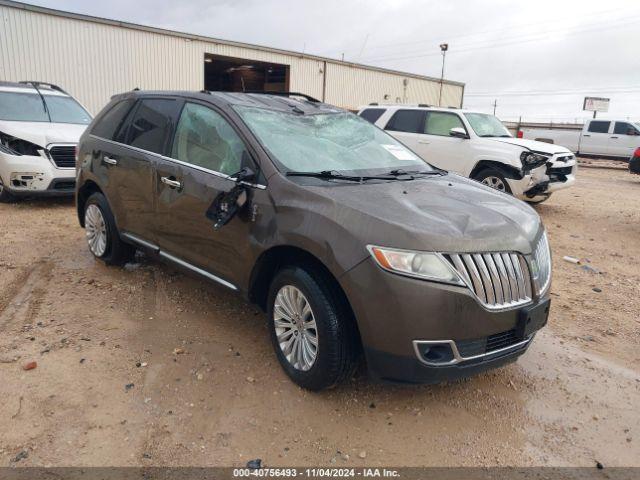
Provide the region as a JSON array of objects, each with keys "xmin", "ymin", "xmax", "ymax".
[
  {"xmin": 358, "ymin": 105, "xmax": 576, "ymax": 203},
  {"xmin": 0, "ymin": 81, "xmax": 92, "ymax": 202}
]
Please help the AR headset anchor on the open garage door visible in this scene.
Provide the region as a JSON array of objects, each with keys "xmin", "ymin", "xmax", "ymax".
[{"xmin": 204, "ymin": 54, "xmax": 289, "ymax": 93}]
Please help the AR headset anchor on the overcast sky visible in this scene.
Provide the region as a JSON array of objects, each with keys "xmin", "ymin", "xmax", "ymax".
[{"xmin": 29, "ymin": 0, "xmax": 640, "ymax": 122}]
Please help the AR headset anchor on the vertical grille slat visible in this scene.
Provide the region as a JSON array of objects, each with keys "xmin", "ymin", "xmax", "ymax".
[
  {"xmin": 446, "ymin": 247, "xmax": 541, "ymax": 310},
  {"xmin": 473, "ymin": 254, "xmax": 496, "ymax": 305},
  {"xmin": 48, "ymin": 145, "xmax": 76, "ymax": 168}
]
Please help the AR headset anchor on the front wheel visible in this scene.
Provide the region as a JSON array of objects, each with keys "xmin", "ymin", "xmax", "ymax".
[
  {"xmin": 84, "ymin": 192, "xmax": 135, "ymax": 265},
  {"xmin": 474, "ymin": 168, "xmax": 513, "ymax": 195},
  {"xmin": 267, "ymin": 266, "xmax": 359, "ymax": 390}
]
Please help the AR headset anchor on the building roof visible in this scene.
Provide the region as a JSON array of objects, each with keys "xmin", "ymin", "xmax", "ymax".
[{"xmin": 0, "ymin": 0, "xmax": 464, "ymax": 88}]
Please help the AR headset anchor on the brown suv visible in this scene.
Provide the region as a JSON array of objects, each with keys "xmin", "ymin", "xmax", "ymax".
[{"xmin": 76, "ymin": 91, "xmax": 551, "ymax": 390}]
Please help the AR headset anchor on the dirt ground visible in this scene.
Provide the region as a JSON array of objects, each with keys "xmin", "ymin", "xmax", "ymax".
[{"xmin": 0, "ymin": 166, "xmax": 638, "ymax": 468}]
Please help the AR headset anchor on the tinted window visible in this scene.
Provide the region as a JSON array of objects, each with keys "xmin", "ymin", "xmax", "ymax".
[
  {"xmin": 385, "ymin": 110, "xmax": 425, "ymax": 133},
  {"xmin": 588, "ymin": 121, "xmax": 610, "ymax": 133},
  {"xmin": 424, "ymin": 112, "xmax": 465, "ymax": 136},
  {"xmin": 359, "ymin": 108, "xmax": 385, "ymax": 124},
  {"xmin": 171, "ymin": 102, "xmax": 248, "ymax": 175},
  {"xmin": 92, "ymin": 99, "xmax": 135, "ymax": 140},
  {"xmin": 126, "ymin": 99, "xmax": 179, "ymax": 155},
  {"xmin": 614, "ymin": 122, "xmax": 638, "ymax": 135}
]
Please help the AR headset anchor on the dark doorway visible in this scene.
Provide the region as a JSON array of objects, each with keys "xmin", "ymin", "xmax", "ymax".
[{"xmin": 204, "ymin": 54, "xmax": 289, "ymax": 93}]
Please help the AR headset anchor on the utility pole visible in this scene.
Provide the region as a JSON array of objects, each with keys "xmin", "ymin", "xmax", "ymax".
[
  {"xmin": 492, "ymin": 99, "xmax": 498, "ymax": 115},
  {"xmin": 438, "ymin": 43, "xmax": 448, "ymax": 107}
]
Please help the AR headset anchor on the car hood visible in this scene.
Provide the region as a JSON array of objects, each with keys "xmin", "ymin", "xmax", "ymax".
[
  {"xmin": 0, "ymin": 120, "xmax": 87, "ymax": 148},
  {"xmin": 486, "ymin": 137, "xmax": 571, "ymax": 155},
  {"xmin": 304, "ymin": 173, "xmax": 543, "ymax": 256}
]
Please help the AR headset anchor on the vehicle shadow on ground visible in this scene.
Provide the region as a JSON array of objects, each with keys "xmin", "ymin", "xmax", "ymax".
[{"xmin": 8, "ymin": 196, "xmax": 75, "ymax": 209}]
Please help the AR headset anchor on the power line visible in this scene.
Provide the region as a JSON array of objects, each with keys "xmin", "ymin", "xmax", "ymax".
[
  {"xmin": 357, "ymin": 16, "xmax": 640, "ymax": 64},
  {"xmin": 318, "ymin": 6, "xmax": 640, "ymax": 58},
  {"xmin": 466, "ymin": 86, "xmax": 640, "ymax": 97}
]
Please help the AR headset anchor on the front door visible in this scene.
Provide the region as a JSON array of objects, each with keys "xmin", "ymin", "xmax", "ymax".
[
  {"xmin": 580, "ymin": 120, "xmax": 611, "ymax": 156},
  {"xmin": 419, "ymin": 111, "xmax": 472, "ymax": 174},
  {"xmin": 609, "ymin": 121, "xmax": 640, "ymax": 157},
  {"xmin": 154, "ymin": 101, "xmax": 259, "ymax": 287}
]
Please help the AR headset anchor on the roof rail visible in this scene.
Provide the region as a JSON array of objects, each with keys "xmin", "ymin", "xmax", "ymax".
[
  {"xmin": 19, "ymin": 81, "xmax": 69, "ymax": 96},
  {"xmin": 244, "ymin": 91, "xmax": 321, "ymax": 103},
  {"xmin": 369, "ymin": 102, "xmax": 379, "ymax": 106},
  {"xmin": 418, "ymin": 103, "xmax": 431, "ymax": 107}
]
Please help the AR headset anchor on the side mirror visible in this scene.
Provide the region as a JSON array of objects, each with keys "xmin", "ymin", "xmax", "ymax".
[
  {"xmin": 232, "ymin": 166, "xmax": 256, "ymax": 183},
  {"xmin": 449, "ymin": 127, "xmax": 469, "ymax": 139}
]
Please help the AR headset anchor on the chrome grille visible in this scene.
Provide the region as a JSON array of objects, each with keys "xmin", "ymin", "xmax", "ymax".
[
  {"xmin": 531, "ymin": 232, "xmax": 551, "ymax": 295},
  {"xmin": 446, "ymin": 251, "xmax": 532, "ymax": 310},
  {"xmin": 48, "ymin": 145, "xmax": 76, "ymax": 168}
]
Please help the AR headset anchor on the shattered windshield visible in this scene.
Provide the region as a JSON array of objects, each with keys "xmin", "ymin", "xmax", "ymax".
[
  {"xmin": 234, "ymin": 107, "xmax": 431, "ymax": 175},
  {"xmin": 464, "ymin": 112, "xmax": 511, "ymax": 138},
  {"xmin": 0, "ymin": 91, "xmax": 91, "ymax": 124}
]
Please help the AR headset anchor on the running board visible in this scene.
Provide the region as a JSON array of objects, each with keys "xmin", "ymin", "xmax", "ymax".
[{"xmin": 121, "ymin": 232, "xmax": 237, "ymax": 291}]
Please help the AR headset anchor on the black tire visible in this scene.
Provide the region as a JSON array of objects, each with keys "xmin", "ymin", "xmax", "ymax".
[
  {"xmin": 473, "ymin": 168, "xmax": 513, "ymax": 195},
  {"xmin": 267, "ymin": 265, "xmax": 359, "ymax": 391},
  {"xmin": 0, "ymin": 178, "xmax": 16, "ymax": 203},
  {"xmin": 84, "ymin": 192, "xmax": 135, "ymax": 265}
]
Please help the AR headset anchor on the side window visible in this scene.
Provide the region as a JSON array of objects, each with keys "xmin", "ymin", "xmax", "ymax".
[
  {"xmin": 587, "ymin": 121, "xmax": 610, "ymax": 134},
  {"xmin": 424, "ymin": 112, "xmax": 465, "ymax": 136},
  {"xmin": 91, "ymin": 99, "xmax": 135, "ymax": 140},
  {"xmin": 614, "ymin": 122, "xmax": 638, "ymax": 135},
  {"xmin": 171, "ymin": 102, "xmax": 248, "ymax": 176},
  {"xmin": 359, "ymin": 108, "xmax": 385, "ymax": 124},
  {"xmin": 385, "ymin": 110, "xmax": 425, "ymax": 133},
  {"xmin": 125, "ymin": 98, "xmax": 179, "ymax": 155}
]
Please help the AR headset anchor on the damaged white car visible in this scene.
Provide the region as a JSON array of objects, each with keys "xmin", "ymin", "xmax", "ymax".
[
  {"xmin": 0, "ymin": 81, "xmax": 91, "ymax": 202},
  {"xmin": 358, "ymin": 105, "xmax": 576, "ymax": 203}
]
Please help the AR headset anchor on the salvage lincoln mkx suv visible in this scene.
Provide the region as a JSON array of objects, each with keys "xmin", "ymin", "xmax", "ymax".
[{"xmin": 76, "ymin": 91, "xmax": 551, "ymax": 390}]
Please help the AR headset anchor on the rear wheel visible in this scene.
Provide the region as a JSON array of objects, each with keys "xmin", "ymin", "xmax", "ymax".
[
  {"xmin": 474, "ymin": 168, "xmax": 513, "ymax": 194},
  {"xmin": 84, "ymin": 192, "xmax": 135, "ymax": 265},
  {"xmin": 0, "ymin": 177, "xmax": 16, "ymax": 203},
  {"xmin": 267, "ymin": 265, "xmax": 358, "ymax": 390}
]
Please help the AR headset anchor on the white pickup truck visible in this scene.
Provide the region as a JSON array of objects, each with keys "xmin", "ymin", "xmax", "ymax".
[
  {"xmin": 358, "ymin": 105, "xmax": 576, "ymax": 203},
  {"xmin": 517, "ymin": 119, "xmax": 640, "ymax": 159}
]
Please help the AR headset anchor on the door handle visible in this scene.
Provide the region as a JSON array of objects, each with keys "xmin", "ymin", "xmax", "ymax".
[
  {"xmin": 161, "ymin": 176, "xmax": 182, "ymax": 189},
  {"xmin": 583, "ymin": 134, "xmax": 590, "ymax": 137},
  {"xmin": 418, "ymin": 140, "xmax": 431, "ymax": 144},
  {"xmin": 103, "ymin": 156, "xmax": 118, "ymax": 165},
  {"xmin": 610, "ymin": 136, "xmax": 618, "ymax": 139}
]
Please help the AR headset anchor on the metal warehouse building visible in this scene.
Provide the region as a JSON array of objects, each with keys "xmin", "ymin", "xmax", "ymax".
[{"xmin": 0, "ymin": 0, "xmax": 464, "ymax": 115}]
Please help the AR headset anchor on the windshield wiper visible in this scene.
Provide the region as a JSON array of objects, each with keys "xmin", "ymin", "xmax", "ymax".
[
  {"xmin": 387, "ymin": 168, "xmax": 446, "ymax": 176},
  {"xmin": 286, "ymin": 170, "xmax": 402, "ymax": 182}
]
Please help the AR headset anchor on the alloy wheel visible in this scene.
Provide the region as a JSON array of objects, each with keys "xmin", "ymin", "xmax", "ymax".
[
  {"xmin": 85, "ymin": 204, "xmax": 108, "ymax": 257},
  {"xmin": 482, "ymin": 176, "xmax": 506, "ymax": 192},
  {"xmin": 273, "ymin": 285, "xmax": 318, "ymax": 371}
]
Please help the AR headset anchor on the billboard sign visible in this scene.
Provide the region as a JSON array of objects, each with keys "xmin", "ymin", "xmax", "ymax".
[{"xmin": 583, "ymin": 97, "xmax": 610, "ymax": 112}]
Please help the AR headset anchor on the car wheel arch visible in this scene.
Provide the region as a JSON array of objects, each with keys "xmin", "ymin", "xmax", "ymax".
[
  {"xmin": 77, "ymin": 180, "xmax": 104, "ymax": 227},
  {"xmin": 470, "ymin": 160, "xmax": 523, "ymax": 181}
]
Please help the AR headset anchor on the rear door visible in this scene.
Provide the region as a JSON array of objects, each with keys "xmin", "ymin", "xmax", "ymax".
[
  {"xmin": 609, "ymin": 122, "xmax": 640, "ymax": 158},
  {"xmin": 580, "ymin": 120, "xmax": 611, "ymax": 156},
  {"xmin": 154, "ymin": 100, "xmax": 260, "ymax": 287},
  {"xmin": 418, "ymin": 111, "xmax": 472, "ymax": 174},
  {"xmin": 383, "ymin": 109, "xmax": 429, "ymax": 159},
  {"xmin": 109, "ymin": 97, "xmax": 182, "ymax": 244}
]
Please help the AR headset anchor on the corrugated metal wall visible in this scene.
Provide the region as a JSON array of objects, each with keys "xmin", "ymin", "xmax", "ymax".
[{"xmin": 0, "ymin": 3, "xmax": 463, "ymax": 114}]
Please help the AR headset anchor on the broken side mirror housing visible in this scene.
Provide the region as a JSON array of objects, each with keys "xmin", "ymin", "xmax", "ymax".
[
  {"xmin": 449, "ymin": 127, "xmax": 469, "ymax": 139},
  {"xmin": 233, "ymin": 166, "xmax": 256, "ymax": 183}
]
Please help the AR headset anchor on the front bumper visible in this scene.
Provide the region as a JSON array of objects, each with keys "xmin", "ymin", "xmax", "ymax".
[
  {"xmin": 508, "ymin": 157, "xmax": 577, "ymax": 200},
  {"xmin": 340, "ymin": 258, "xmax": 549, "ymax": 384},
  {"xmin": 0, "ymin": 151, "xmax": 75, "ymax": 196},
  {"xmin": 630, "ymin": 156, "xmax": 640, "ymax": 175}
]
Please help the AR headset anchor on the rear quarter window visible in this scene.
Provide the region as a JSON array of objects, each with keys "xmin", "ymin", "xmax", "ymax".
[
  {"xmin": 124, "ymin": 98, "xmax": 180, "ymax": 155},
  {"xmin": 358, "ymin": 108, "xmax": 386, "ymax": 124},
  {"xmin": 91, "ymin": 99, "xmax": 136, "ymax": 140}
]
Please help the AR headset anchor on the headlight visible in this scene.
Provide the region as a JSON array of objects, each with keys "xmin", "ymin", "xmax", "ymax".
[
  {"xmin": 520, "ymin": 151, "xmax": 550, "ymax": 168},
  {"xmin": 367, "ymin": 245, "xmax": 464, "ymax": 285},
  {"xmin": 0, "ymin": 132, "xmax": 43, "ymax": 156}
]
